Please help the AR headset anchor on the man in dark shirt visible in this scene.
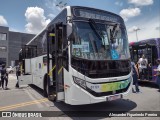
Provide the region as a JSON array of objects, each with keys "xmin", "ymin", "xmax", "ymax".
[
  {"xmin": 0, "ymin": 64, "xmax": 8, "ymax": 90},
  {"xmin": 131, "ymin": 61, "xmax": 140, "ymax": 93}
]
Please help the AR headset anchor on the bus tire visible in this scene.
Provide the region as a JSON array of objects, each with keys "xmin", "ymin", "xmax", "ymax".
[{"xmin": 43, "ymin": 74, "xmax": 48, "ymax": 97}]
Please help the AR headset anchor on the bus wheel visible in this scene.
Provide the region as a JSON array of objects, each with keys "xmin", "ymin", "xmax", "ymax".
[{"xmin": 43, "ymin": 75, "xmax": 48, "ymax": 97}]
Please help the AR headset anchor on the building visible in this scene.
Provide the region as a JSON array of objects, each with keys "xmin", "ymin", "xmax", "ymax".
[{"xmin": 0, "ymin": 26, "xmax": 35, "ymax": 66}]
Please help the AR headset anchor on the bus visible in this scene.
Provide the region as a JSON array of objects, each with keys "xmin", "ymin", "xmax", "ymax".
[
  {"xmin": 129, "ymin": 38, "xmax": 160, "ymax": 84},
  {"xmin": 18, "ymin": 6, "xmax": 132, "ymax": 105}
]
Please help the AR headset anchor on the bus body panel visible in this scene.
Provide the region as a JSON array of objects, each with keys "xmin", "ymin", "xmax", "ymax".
[
  {"xmin": 18, "ymin": 75, "xmax": 32, "ymax": 86},
  {"xmin": 63, "ymin": 68, "xmax": 70, "ymax": 104},
  {"xmin": 30, "ymin": 55, "xmax": 47, "ymax": 89},
  {"xmin": 25, "ymin": 59, "xmax": 31, "ymax": 73}
]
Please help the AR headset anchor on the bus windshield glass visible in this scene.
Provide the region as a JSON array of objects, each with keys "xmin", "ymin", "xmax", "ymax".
[{"xmin": 72, "ymin": 21, "xmax": 130, "ymax": 60}]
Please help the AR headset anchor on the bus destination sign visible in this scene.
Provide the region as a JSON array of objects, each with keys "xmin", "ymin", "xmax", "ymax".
[{"xmin": 73, "ymin": 8, "xmax": 123, "ymax": 23}]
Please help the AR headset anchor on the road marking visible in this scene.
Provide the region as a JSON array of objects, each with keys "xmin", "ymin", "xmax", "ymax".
[
  {"xmin": 0, "ymin": 98, "xmax": 48, "ymax": 111},
  {"xmin": 24, "ymin": 89, "xmax": 44, "ymax": 108}
]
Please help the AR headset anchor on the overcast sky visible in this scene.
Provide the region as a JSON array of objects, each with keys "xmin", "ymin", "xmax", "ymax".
[{"xmin": 0, "ymin": 0, "xmax": 159, "ymax": 42}]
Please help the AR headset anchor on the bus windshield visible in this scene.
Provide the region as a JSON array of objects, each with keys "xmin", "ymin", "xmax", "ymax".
[{"xmin": 72, "ymin": 21, "xmax": 130, "ymax": 60}]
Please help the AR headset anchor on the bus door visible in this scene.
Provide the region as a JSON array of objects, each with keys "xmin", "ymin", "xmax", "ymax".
[
  {"xmin": 145, "ymin": 45, "xmax": 152, "ymax": 80},
  {"xmin": 131, "ymin": 45, "xmax": 152, "ymax": 80},
  {"xmin": 49, "ymin": 23, "xmax": 67, "ymax": 101},
  {"xmin": 150, "ymin": 45, "xmax": 158, "ymax": 81},
  {"xmin": 19, "ymin": 45, "xmax": 37, "ymax": 86},
  {"xmin": 132, "ymin": 44, "xmax": 157, "ymax": 81},
  {"xmin": 143, "ymin": 45, "xmax": 157, "ymax": 81}
]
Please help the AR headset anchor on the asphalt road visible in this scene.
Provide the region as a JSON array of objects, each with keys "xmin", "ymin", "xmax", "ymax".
[{"xmin": 0, "ymin": 74, "xmax": 160, "ymax": 120}]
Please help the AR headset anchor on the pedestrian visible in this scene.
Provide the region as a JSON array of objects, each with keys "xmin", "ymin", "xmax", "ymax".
[
  {"xmin": 154, "ymin": 59, "xmax": 160, "ymax": 91},
  {"xmin": 15, "ymin": 63, "xmax": 20, "ymax": 88},
  {"xmin": 0, "ymin": 64, "xmax": 8, "ymax": 90},
  {"xmin": 131, "ymin": 61, "xmax": 140, "ymax": 93},
  {"xmin": 138, "ymin": 54, "xmax": 148, "ymax": 80}
]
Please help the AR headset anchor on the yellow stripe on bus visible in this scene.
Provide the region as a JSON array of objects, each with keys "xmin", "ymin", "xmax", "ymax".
[
  {"xmin": 49, "ymin": 33, "xmax": 55, "ymax": 37},
  {"xmin": 58, "ymin": 66, "xmax": 63, "ymax": 75},
  {"xmin": 48, "ymin": 65, "xmax": 56, "ymax": 76}
]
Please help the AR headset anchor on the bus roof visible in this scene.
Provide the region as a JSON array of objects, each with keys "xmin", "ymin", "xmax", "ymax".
[{"xmin": 129, "ymin": 38, "xmax": 160, "ymax": 46}]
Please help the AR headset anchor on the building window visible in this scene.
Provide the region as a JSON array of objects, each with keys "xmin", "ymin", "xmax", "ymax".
[
  {"xmin": 0, "ymin": 33, "xmax": 7, "ymax": 40},
  {"xmin": 0, "ymin": 46, "xmax": 7, "ymax": 52}
]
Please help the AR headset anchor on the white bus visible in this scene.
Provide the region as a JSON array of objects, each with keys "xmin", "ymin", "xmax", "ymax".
[{"xmin": 18, "ymin": 6, "xmax": 132, "ymax": 105}]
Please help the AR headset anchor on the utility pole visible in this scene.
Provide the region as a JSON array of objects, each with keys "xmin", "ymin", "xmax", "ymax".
[
  {"xmin": 56, "ymin": 0, "xmax": 67, "ymax": 10},
  {"xmin": 134, "ymin": 28, "xmax": 140, "ymax": 42}
]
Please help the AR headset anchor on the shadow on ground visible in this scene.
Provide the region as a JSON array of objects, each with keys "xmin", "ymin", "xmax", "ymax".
[
  {"xmin": 29, "ymin": 84, "xmax": 137, "ymax": 119},
  {"xmin": 138, "ymin": 81, "xmax": 159, "ymax": 89},
  {"xmin": 54, "ymin": 99, "xmax": 137, "ymax": 119}
]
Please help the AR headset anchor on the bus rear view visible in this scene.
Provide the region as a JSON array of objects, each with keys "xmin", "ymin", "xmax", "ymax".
[{"xmin": 19, "ymin": 6, "xmax": 132, "ymax": 105}]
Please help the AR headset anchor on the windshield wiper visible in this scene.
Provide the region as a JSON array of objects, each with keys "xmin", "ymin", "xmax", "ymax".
[
  {"xmin": 88, "ymin": 19, "xmax": 104, "ymax": 41},
  {"xmin": 88, "ymin": 19, "xmax": 107, "ymax": 53},
  {"xmin": 110, "ymin": 23, "xmax": 120, "ymax": 43}
]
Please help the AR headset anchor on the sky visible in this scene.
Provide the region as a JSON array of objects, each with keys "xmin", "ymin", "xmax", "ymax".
[{"xmin": 0, "ymin": 0, "xmax": 160, "ymax": 42}]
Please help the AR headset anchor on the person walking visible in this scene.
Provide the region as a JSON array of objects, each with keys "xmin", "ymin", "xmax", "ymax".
[
  {"xmin": 138, "ymin": 54, "xmax": 148, "ymax": 80},
  {"xmin": 131, "ymin": 61, "xmax": 140, "ymax": 93},
  {"xmin": 0, "ymin": 64, "xmax": 8, "ymax": 90},
  {"xmin": 15, "ymin": 64, "xmax": 20, "ymax": 88}
]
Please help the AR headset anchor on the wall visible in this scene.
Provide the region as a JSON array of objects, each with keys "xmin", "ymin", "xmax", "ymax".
[
  {"xmin": 0, "ymin": 26, "xmax": 9, "ymax": 66},
  {"xmin": 0, "ymin": 26, "xmax": 35, "ymax": 66},
  {"xmin": 8, "ymin": 31, "xmax": 35, "ymax": 66}
]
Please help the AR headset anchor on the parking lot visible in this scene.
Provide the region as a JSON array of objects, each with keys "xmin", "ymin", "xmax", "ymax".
[{"xmin": 0, "ymin": 74, "xmax": 159, "ymax": 120}]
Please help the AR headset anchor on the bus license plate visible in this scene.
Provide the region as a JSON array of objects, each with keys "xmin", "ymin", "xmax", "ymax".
[{"xmin": 107, "ymin": 95, "xmax": 121, "ymax": 101}]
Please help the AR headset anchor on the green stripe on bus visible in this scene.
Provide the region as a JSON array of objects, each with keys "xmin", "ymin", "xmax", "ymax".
[{"xmin": 101, "ymin": 79, "xmax": 130, "ymax": 92}]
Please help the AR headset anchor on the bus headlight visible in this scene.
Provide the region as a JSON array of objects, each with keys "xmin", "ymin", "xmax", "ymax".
[{"xmin": 73, "ymin": 76, "xmax": 86, "ymax": 89}]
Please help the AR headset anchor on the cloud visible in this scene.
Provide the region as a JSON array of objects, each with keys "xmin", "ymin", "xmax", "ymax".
[
  {"xmin": 0, "ymin": 15, "xmax": 8, "ymax": 26},
  {"xmin": 48, "ymin": 13, "xmax": 56, "ymax": 19},
  {"xmin": 25, "ymin": 6, "xmax": 51, "ymax": 34},
  {"xmin": 155, "ymin": 26, "xmax": 160, "ymax": 30},
  {"xmin": 127, "ymin": 17, "xmax": 160, "ymax": 42},
  {"xmin": 120, "ymin": 8, "xmax": 141, "ymax": 21},
  {"xmin": 115, "ymin": 1, "xmax": 123, "ymax": 7},
  {"xmin": 45, "ymin": 0, "xmax": 62, "ymax": 21},
  {"xmin": 9, "ymin": 28, "xmax": 23, "ymax": 33},
  {"xmin": 128, "ymin": 0, "xmax": 153, "ymax": 6},
  {"xmin": 45, "ymin": 0, "xmax": 62, "ymax": 11}
]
